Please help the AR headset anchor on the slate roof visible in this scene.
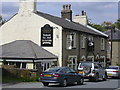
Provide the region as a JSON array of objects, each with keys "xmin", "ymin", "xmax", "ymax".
[
  {"xmin": 104, "ymin": 29, "xmax": 120, "ymax": 40},
  {"xmin": 0, "ymin": 40, "xmax": 57, "ymax": 60},
  {"xmin": 35, "ymin": 11, "xmax": 108, "ymax": 37}
]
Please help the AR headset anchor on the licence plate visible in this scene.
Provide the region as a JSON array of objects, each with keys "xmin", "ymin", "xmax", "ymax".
[
  {"xmin": 44, "ymin": 74, "xmax": 52, "ymax": 77},
  {"xmin": 107, "ymin": 74, "xmax": 112, "ymax": 76}
]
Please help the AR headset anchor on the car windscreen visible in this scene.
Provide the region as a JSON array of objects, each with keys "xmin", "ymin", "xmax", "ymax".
[
  {"xmin": 79, "ymin": 63, "xmax": 92, "ymax": 68},
  {"xmin": 45, "ymin": 67, "xmax": 60, "ymax": 72},
  {"xmin": 107, "ymin": 66, "xmax": 118, "ymax": 69}
]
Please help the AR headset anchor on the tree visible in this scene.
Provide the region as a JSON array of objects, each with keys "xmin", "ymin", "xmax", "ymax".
[
  {"xmin": 88, "ymin": 23, "xmax": 106, "ymax": 32},
  {"xmin": 0, "ymin": 15, "xmax": 6, "ymax": 25},
  {"xmin": 114, "ymin": 19, "xmax": 120, "ymax": 29}
]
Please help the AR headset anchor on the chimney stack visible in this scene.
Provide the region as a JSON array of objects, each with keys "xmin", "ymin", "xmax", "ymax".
[
  {"xmin": 18, "ymin": 0, "xmax": 36, "ymax": 15},
  {"xmin": 73, "ymin": 10, "xmax": 88, "ymax": 26},
  {"xmin": 61, "ymin": 4, "xmax": 72, "ymax": 21}
]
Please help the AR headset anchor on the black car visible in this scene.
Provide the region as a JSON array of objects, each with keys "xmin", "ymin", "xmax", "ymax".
[{"xmin": 40, "ymin": 67, "xmax": 84, "ymax": 87}]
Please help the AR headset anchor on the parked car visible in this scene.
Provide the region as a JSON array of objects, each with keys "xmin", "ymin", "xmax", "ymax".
[
  {"xmin": 40, "ymin": 67, "xmax": 84, "ymax": 87},
  {"xmin": 78, "ymin": 62, "xmax": 107, "ymax": 82},
  {"xmin": 106, "ymin": 66, "xmax": 120, "ymax": 78}
]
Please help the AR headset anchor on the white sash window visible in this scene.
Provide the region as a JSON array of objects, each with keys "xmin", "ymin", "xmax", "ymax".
[
  {"xmin": 66, "ymin": 32, "xmax": 76, "ymax": 50},
  {"xmin": 101, "ymin": 38, "xmax": 105, "ymax": 50}
]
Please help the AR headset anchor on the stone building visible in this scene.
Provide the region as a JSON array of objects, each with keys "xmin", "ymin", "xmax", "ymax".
[
  {"xmin": 0, "ymin": 0, "xmax": 108, "ymax": 70},
  {"xmin": 104, "ymin": 29, "xmax": 120, "ymax": 65}
]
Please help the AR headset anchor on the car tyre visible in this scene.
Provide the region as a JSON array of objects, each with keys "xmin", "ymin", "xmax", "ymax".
[
  {"xmin": 103, "ymin": 73, "xmax": 107, "ymax": 81},
  {"xmin": 60, "ymin": 79, "xmax": 67, "ymax": 87},
  {"xmin": 94, "ymin": 73, "xmax": 99, "ymax": 82},
  {"xmin": 80, "ymin": 78, "xmax": 84, "ymax": 85},
  {"xmin": 43, "ymin": 82, "xmax": 49, "ymax": 86}
]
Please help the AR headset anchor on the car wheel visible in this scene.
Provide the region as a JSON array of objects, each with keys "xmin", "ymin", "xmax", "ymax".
[
  {"xmin": 94, "ymin": 73, "xmax": 99, "ymax": 82},
  {"xmin": 80, "ymin": 78, "xmax": 84, "ymax": 85},
  {"xmin": 43, "ymin": 82, "xmax": 49, "ymax": 86},
  {"xmin": 60, "ymin": 79, "xmax": 67, "ymax": 87},
  {"xmin": 77, "ymin": 78, "xmax": 84, "ymax": 85},
  {"xmin": 103, "ymin": 73, "xmax": 107, "ymax": 81}
]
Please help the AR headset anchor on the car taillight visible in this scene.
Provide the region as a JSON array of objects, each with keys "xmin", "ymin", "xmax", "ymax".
[
  {"xmin": 53, "ymin": 74, "xmax": 59, "ymax": 77},
  {"xmin": 92, "ymin": 70, "xmax": 95, "ymax": 73},
  {"xmin": 112, "ymin": 71, "xmax": 118, "ymax": 72},
  {"xmin": 40, "ymin": 73, "xmax": 43, "ymax": 77}
]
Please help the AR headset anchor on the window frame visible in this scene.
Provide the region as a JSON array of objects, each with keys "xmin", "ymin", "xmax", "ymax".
[
  {"xmin": 101, "ymin": 38, "xmax": 105, "ymax": 50},
  {"xmin": 81, "ymin": 35, "xmax": 86, "ymax": 49},
  {"xmin": 66, "ymin": 32, "xmax": 76, "ymax": 50}
]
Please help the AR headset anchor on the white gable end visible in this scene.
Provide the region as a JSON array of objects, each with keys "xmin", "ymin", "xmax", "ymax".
[{"xmin": 0, "ymin": 12, "xmax": 62, "ymax": 66}]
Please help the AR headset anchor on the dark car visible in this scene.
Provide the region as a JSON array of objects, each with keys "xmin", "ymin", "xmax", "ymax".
[{"xmin": 40, "ymin": 67, "xmax": 84, "ymax": 87}]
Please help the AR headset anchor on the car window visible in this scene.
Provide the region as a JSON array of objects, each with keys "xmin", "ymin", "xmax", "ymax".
[
  {"xmin": 60, "ymin": 68, "xmax": 70, "ymax": 73},
  {"xmin": 45, "ymin": 67, "xmax": 60, "ymax": 72},
  {"xmin": 98, "ymin": 64, "xmax": 103, "ymax": 68},
  {"xmin": 79, "ymin": 63, "xmax": 92, "ymax": 68},
  {"xmin": 94, "ymin": 64, "xmax": 99, "ymax": 69},
  {"xmin": 107, "ymin": 66, "xmax": 119, "ymax": 69},
  {"xmin": 69, "ymin": 68, "xmax": 76, "ymax": 73}
]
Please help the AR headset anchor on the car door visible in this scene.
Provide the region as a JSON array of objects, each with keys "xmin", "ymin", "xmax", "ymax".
[
  {"xmin": 69, "ymin": 68, "xmax": 78, "ymax": 82},
  {"xmin": 94, "ymin": 63, "xmax": 102, "ymax": 78}
]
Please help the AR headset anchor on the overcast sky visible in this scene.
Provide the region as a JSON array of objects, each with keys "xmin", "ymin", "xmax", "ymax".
[{"xmin": 1, "ymin": 1, "xmax": 120, "ymax": 24}]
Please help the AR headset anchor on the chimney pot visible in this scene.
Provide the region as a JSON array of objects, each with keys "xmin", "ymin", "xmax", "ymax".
[{"xmin": 82, "ymin": 10, "xmax": 86, "ymax": 16}]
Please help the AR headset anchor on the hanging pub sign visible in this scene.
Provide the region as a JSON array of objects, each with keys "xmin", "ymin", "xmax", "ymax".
[
  {"xmin": 87, "ymin": 40, "xmax": 94, "ymax": 52},
  {"xmin": 41, "ymin": 24, "xmax": 53, "ymax": 46}
]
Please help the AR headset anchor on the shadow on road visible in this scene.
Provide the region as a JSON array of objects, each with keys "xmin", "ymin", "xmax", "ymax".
[{"xmin": 47, "ymin": 83, "xmax": 86, "ymax": 87}]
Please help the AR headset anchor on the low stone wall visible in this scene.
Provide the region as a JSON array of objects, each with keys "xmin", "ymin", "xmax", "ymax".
[{"xmin": 2, "ymin": 65, "xmax": 38, "ymax": 81}]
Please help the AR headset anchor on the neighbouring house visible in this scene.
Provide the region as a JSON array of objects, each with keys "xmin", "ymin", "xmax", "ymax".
[
  {"xmin": 104, "ymin": 29, "xmax": 120, "ymax": 65},
  {"xmin": 0, "ymin": 0, "xmax": 108, "ymax": 71}
]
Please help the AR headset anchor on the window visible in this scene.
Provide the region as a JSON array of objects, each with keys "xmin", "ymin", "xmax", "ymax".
[
  {"xmin": 67, "ymin": 56, "xmax": 77, "ymax": 70},
  {"xmin": 66, "ymin": 32, "xmax": 76, "ymax": 49},
  {"xmin": 22, "ymin": 62, "xmax": 26, "ymax": 68},
  {"xmin": 81, "ymin": 35, "xmax": 86, "ymax": 48},
  {"xmin": 101, "ymin": 38, "xmax": 105, "ymax": 50},
  {"xmin": 88, "ymin": 35, "xmax": 93, "ymax": 41}
]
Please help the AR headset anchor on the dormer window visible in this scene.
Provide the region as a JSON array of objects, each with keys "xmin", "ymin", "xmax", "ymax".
[{"xmin": 66, "ymin": 32, "xmax": 76, "ymax": 50}]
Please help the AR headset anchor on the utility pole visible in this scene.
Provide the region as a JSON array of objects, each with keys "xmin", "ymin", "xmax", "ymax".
[{"xmin": 110, "ymin": 26, "xmax": 113, "ymax": 65}]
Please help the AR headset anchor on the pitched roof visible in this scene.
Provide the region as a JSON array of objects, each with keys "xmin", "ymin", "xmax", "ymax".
[
  {"xmin": 35, "ymin": 11, "xmax": 108, "ymax": 37},
  {"xmin": 104, "ymin": 29, "xmax": 120, "ymax": 40},
  {"xmin": 0, "ymin": 40, "xmax": 57, "ymax": 60}
]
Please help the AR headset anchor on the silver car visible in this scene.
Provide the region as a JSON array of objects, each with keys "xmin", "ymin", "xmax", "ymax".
[
  {"xmin": 78, "ymin": 62, "xmax": 107, "ymax": 82},
  {"xmin": 106, "ymin": 66, "xmax": 120, "ymax": 78}
]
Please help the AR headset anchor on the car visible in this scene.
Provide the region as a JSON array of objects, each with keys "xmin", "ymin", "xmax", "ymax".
[
  {"xmin": 106, "ymin": 66, "xmax": 120, "ymax": 78},
  {"xmin": 40, "ymin": 67, "xmax": 84, "ymax": 87},
  {"xmin": 78, "ymin": 62, "xmax": 107, "ymax": 82}
]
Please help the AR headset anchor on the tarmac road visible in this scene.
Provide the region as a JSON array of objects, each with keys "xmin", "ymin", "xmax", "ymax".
[{"xmin": 2, "ymin": 78, "xmax": 120, "ymax": 89}]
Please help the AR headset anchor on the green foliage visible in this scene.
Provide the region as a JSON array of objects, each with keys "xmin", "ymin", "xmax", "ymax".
[
  {"xmin": 0, "ymin": 15, "xmax": 6, "ymax": 24},
  {"xmin": 88, "ymin": 18, "xmax": 120, "ymax": 32},
  {"xmin": 88, "ymin": 23, "xmax": 106, "ymax": 32},
  {"xmin": 116, "ymin": 64, "xmax": 120, "ymax": 66},
  {"xmin": 2, "ymin": 59, "xmax": 7, "ymax": 65},
  {"xmin": 114, "ymin": 18, "xmax": 120, "ymax": 29}
]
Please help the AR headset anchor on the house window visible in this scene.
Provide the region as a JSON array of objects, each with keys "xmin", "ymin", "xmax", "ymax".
[
  {"xmin": 22, "ymin": 62, "xmax": 26, "ymax": 68},
  {"xmin": 88, "ymin": 35, "xmax": 93, "ymax": 41},
  {"xmin": 101, "ymin": 38, "xmax": 105, "ymax": 50},
  {"xmin": 67, "ymin": 56, "xmax": 77, "ymax": 70},
  {"xmin": 81, "ymin": 35, "xmax": 86, "ymax": 49},
  {"xmin": 66, "ymin": 32, "xmax": 76, "ymax": 50}
]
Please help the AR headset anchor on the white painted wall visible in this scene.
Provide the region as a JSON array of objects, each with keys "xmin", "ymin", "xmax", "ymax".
[{"xmin": 0, "ymin": 12, "xmax": 63, "ymax": 66}]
